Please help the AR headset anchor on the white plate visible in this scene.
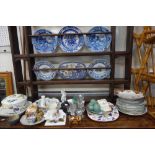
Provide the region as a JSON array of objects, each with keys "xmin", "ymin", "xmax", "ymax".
[
  {"xmin": 0, "ymin": 101, "xmax": 31, "ymax": 117},
  {"xmin": 116, "ymin": 100, "xmax": 146, "ymax": 109},
  {"xmin": 20, "ymin": 115, "xmax": 45, "ymax": 126},
  {"xmin": 116, "ymin": 106, "xmax": 147, "ymax": 116}
]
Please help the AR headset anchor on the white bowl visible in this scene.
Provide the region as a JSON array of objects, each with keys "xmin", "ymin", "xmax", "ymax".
[{"xmin": 116, "ymin": 90, "xmax": 144, "ymax": 100}]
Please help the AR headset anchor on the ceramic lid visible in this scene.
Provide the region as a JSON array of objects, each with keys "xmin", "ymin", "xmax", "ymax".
[{"xmin": 1, "ymin": 94, "xmax": 27, "ymax": 105}]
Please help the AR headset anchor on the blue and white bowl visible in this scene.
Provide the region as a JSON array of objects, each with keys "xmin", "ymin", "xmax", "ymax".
[
  {"xmin": 59, "ymin": 62, "xmax": 86, "ymax": 80},
  {"xmin": 32, "ymin": 29, "xmax": 58, "ymax": 53},
  {"xmin": 58, "ymin": 26, "xmax": 84, "ymax": 53},
  {"xmin": 34, "ymin": 61, "xmax": 57, "ymax": 81},
  {"xmin": 85, "ymin": 26, "xmax": 112, "ymax": 52},
  {"xmin": 88, "ymin": 59, "xmax": 111, "ymax": 80}
]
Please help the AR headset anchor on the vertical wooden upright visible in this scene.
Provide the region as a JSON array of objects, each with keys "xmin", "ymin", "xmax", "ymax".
[
  {"xmin": 8, "ymin": 26, "xmax": 26, "ymax": 94},
  {"xmin": 124, "ymin": 26, "xmax": 134, "ymax": 89},
  {"xmin": 109, "ymin": 26, "xmax": 116, "ymax": 101},
  {"xmin": 24, "ymin": 27, "xmax": 38, "ymax": 99}
]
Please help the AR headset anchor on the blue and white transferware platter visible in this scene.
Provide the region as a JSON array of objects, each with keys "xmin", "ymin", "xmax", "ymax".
[
  {"xmin": 32, "ymin": 29, "xmax": 58, "ymax": 53},
  {"xmin": 87, "ymin": 103, "xmax": 119, "ymax": 122},
  {"xmin": 58, "ymin": 26, "xmax": 84, "ymax": 53},
  {"xmin": 59, "ymin": 62, "xmax": 86, "ymax": 80},
  {"xmin": 88, "ymin": 59, "xmax": 111, "ymax": 80},
  {"xmin": 85, "ymin": 26, "xmax": 112, "ymax": 52},
  {"xmin": 34, "ymin": 61, "xmax": 57, "ymax": 81}
]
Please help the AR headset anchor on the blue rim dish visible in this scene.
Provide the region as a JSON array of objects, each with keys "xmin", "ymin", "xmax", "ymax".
[
  {"xmin": 32, "ymin": 29, "xmax": 58, "ymax": 53},
  {"xmin": 88, "ymin": 59, "xmax": 111, "ymax": 80},
  {"xmin": 59, "ymin": 62, "xmax": 86, "ymax": 80},
  {"xmin": 34, "ymin": 61, "xmax": 57, "ymax": 81},
  {"xmin": 85, "ymin": 26, "xmax": 112, "ymax": 52},
  {"xmin": 58, "ymin": 26, "xmax": 84, "ymax": 53}
]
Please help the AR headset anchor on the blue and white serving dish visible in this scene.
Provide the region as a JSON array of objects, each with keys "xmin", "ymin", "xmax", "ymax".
[
  {"xmin": 34, "ymin": 61, "xmax": 57, "ymax": 81},
  {"xmin": 85, "ymin": 26, "xmax": 112, "ymax": 52},
  {"xmin": 32, "ymin": 29, "xmax": 58, "ymax": 53},
  {"xmin": 58, "ymin": 26, "xmax": 84, "ymax": 53},
  {"xmin": 59, "ymin": 62, "xmax": 86, "ymax": 80},
  {"xmin": 88, "ymin": 59, "xmax": 111, "ymax": 80},
  {"xmin": 86, "ymin": 102, "xmax": 119, "ymax": 122}
]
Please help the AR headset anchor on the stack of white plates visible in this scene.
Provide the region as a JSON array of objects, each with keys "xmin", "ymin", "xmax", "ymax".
[{"xmin": 116, "ymin": 90, "xmax": 147, "ymax": 116}]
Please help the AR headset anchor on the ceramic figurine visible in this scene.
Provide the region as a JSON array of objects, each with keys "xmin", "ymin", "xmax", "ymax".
[
  {"xmin": 77, "ymin": 94, "xmax": 84, "ymax": 109},
  {"xmin": 40, "ymin": 96, "xmax": 46, "ymax": 108},
  {"xmin": 61, "ymin": 101, "xmax": 70, "ymax": 114},
  {"xmin": 88, "ymin": 99, "xmax": 101, "ymax": 114},
  {"xmin": 61, "ymin": 90, "xmax": 66, "ymax": 103}
]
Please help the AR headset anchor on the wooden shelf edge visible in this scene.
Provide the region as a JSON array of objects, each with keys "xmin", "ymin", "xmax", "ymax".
[
  {"xmin": 29, "ymin": 32, "xmax": 112, "ymax": 37},
  {"xmin": 17, "ymin": 79, "xmax": 128, "ymax": 85},
  {"xmin": 13, "ymin": 51, "xmax": 129, "ymax": 59}
]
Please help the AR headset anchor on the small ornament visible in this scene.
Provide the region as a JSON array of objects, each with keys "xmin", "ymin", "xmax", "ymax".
[
  {"xmin": 69, "ymin": 115, "xmax": 82, "ymax": 125},
  {"xmin": 61, "ymin": 101, "xmax": 70, "ymax": 114},
  {"xmin": 40, "ymin": 95, "xmax": 46, "ymax": 108},
  {"xmin": 61, "ymin": 90, "xmax": 66, "ymax": 103}
]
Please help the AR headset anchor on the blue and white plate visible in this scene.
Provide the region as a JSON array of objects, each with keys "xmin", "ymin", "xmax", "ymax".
[
  {"xmin": 32, "ymin": 29, "xmax": 58, "ymax": 53},
  {"xmin": 58, "ymin": 26, "xmax": 84, "ymax": 53},
  {"xmin": 86, "ymin": 103, "xmax": 119, "ymax": 122},
  {"xmin": 59, "ymin": 62, "xmax": 86, "ymax": 80},
  {"xmin": 85, "ymin": 26, "xmax": 112, "ymax": 52},
  {"xmin": 34, "ymin": 61, "xmax": 57, "ymax": 81},
  {"xmin": 88, "ymin": 59, "xmax": 111, "ymax": 80}
]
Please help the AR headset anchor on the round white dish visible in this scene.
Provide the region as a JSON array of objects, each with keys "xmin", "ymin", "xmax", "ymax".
[
  {"xmin": 117, "ymin": 97, "xmax": 145, "ymax": 104},
  {"xmin": 20, "ymin": 115, "xmax": 45, "ymax": 126},
  {"xmin": 117, "ymin": 106, "xmax": 147, "ymax": 116}
]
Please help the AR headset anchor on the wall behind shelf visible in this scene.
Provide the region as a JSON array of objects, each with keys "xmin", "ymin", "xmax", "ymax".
[{"xmin": 0, "ymin": 26, "xmax": 16, "ymax": 93}]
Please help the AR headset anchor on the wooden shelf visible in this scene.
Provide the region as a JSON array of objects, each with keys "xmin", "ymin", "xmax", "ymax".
[
  {"xmin": 29, "ymin": 32, "xmax": 112, "ymax": 37},
  {"xmin": 33, "ymin": 67, "xmax": 112, "ymax": 71},
  {"xmin": 9, "ymin": 26, "xmax": 134, "ymax": 101},
  {"xmin": 1, "ymin": 113, "xmax": 155, "ymax": 129},
  {"xmin": 13, "ymin": 51, "xmax": 129, "ymax": 60},
  {"xmin": 17, "ymin": 78, "xmax": 128, "ymax": 85}
]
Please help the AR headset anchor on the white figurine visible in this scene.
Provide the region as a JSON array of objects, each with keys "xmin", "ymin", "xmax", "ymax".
[
  {"xmin": 40, "ymin": 95, "xmax": 46, "ymax": 107},
  {"xmin": 61, "ymin": 90, "xmax": 66, "ymax": 103}
]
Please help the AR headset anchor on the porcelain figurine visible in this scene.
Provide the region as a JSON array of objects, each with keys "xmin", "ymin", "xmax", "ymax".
[
  {"xmin": 40, "ymin": 96, "xmax": 46, "ymax": 108},
  {"xmin": 61, "ymin": 90, "xmax": 67, "ymax": 103}
]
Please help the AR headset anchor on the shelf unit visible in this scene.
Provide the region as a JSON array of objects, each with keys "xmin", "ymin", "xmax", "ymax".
[{"xmin": 8, "ymin": 26, "xmax": 133, "ymax": 101}]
